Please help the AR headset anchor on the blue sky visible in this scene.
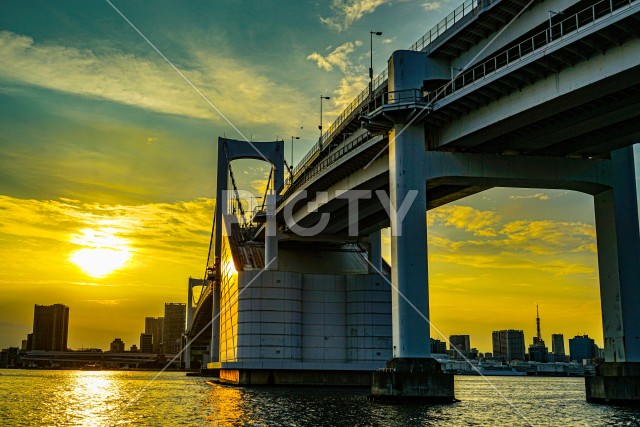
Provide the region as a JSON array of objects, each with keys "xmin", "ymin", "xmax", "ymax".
[{"xmin": 0, "ymin": 0, "xmax": 610, "ymax": 352}]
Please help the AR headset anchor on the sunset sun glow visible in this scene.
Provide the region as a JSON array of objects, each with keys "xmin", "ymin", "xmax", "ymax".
[{"xmin": 69, "ymin": 228, "xmax": 132, "ymax": 278}]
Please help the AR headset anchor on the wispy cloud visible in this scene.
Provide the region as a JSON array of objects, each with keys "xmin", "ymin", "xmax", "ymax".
[
  {"xmin": 307, "ymin": 41, "xmax": 363, "ymax": 73},
  {"xmin": 0, "ymin": 31, "xmax": 313, "ymax": 128},
  {"xmin": 0, "ymin": 195, "xmax": 214, "ymax": 262},
  {"xmin": 430, "ymin": 205, "xmax": 501, "ymax": 236},
  {"xmin": 320, "ymin": 0, "xmax": 389, "ymax": 31},
  {"xmin": 426, "ymin": 204, "xmax": 598, "ymax": 276},
  {"xmin": 85, "ymin": 299, "xmax": 128, "ymax": 306},
  {"xmin": 423, "ymin": 1, "xmax": 443, "ymax": 11},
  {"xmin": 510, "ymin": 193, "xmax": 551, "ymax": 200},
  {"xmin": 331, "ymin": 74, "xmax": 369, "ymax": 112}
]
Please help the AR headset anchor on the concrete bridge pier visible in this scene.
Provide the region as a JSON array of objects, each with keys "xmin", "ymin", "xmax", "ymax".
[
  {"xmin": 587, "ymin": 145, "xmax": 640, "ymax": 405},
  {"xmin": 370, "ymin": 122, "xmax": 454, "ymax": 402}
]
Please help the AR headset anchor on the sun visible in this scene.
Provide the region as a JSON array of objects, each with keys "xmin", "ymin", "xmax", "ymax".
[{"xmin": 69, "ymin": 228, "xmax": 132, "ymax": 278}]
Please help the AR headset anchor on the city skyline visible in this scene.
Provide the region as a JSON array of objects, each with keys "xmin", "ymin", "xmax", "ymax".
[
  {"xmin": 0, "ymin": 0, "xmax": 612, "ymax": 351},
  {"xmin": 7, "ymin": 300, "xmax": 600, "ymax": 354}
]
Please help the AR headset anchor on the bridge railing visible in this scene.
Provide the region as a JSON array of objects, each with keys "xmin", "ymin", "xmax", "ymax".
[
  {"xmin": 281, "ymin": 132, "xmax": 380, "ymax": 203},
  {"xmin": 292, "ymin": 69, "xmax": 388, "ymax": 179},
  {"xmin": 410, "ymin": 0, "xmax": 489, "ymax": 51},
  {"xmin": 424, "ymin": 0, "xmax": 636, "ymax": 106},
  {"xmin": 291, "ymin": 0, "xmax": 494, "ymax": 182}
]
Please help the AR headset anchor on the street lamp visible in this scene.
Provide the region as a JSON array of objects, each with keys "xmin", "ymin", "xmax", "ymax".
[
  {"xmin": 548, "ymin": 10, "xmax": 564, "ymax": 41},
  {"xmin": 370, "ymin": 31, "xmax": 382, "ymax": 99},
  {"xmin": 290, "ymin": 136, "xmax": 299, "ymax": 183},
  {"xmin": 319, "ymin": 95, "xmax": 330, "ymax": 144}
]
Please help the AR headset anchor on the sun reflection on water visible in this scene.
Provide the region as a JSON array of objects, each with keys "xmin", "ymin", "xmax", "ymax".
[
  {"xmin": 64, "ymin": 371, "xmax": 122, "ymax": 426},
  {"xmin": 69, "ymin": 228, "xmax": 132, "ymax": 278}
]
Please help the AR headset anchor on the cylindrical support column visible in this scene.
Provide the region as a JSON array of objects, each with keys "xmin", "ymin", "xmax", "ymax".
[
  {"xmin": 187, "ymin": 279, "xmax": 196, "ymax": 332},
  {"xmin": 389, "ymin": 122, "xmax": 430, "ymax": 358},
  {"xmin": 587, "ymin": 145, "xmax": 640, "ymax": 404},
  {"xmin": 368, "ymin": 230, "xmax": 383, "ymax": 273},
  {"xmin": 610, "ymin": 146, "xmax": 640, "ymax": 361},
  {"xmin": 265, "ymin": 192, "xmax": 278, "ymax": 270},
  {"xmin": 594, "ymin": 189, "xmax": 625, "ymax": 362},
  {"xmin": 184, "ymin": 335, "xmax": 191, "ymax": 369}
]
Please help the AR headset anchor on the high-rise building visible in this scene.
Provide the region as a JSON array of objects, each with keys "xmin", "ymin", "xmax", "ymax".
[
  {"xmin": 164, "ymin": 303, "xmax": 186, "ymax": 354},
  {"xmin": 430, "ymin": 338, "xmax": 447, "ymax": 354},
  {"xmin": 492, "ymin": 330, "xmax": 525, "ymax": 360},
  {"xmin": 32, "ymin": 304, "xmax": 69, "ymax": 351},
  {"xmin": 528, "ymin": 338, "xmax": 548, "ymax": 362},
  {"xmin": 140, "ymin": 333, "xmax": 153, "ymax": 353},
  {"xmin": 145, "ymin": 317, "xmax": 164, "ymax": 353},
  {"xmin": 569, "ymin": 335, "xmax": 597, "ymax": 362},
  {"xmin": 110, "ymin": 338, "xmax": 125, "ymax": 352},
  {"xmin": 449, "ymin": 335, "xmax": 471, "ymax": 353},
  {"xmin": 552, "ymin": 334, "xmax": 565, "ymax": 355}
]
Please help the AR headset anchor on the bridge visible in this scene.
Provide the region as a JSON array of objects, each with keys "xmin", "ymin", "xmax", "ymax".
[{"xmin": 186, "ymin": 0, "xmax": 640, "ymax": 403}]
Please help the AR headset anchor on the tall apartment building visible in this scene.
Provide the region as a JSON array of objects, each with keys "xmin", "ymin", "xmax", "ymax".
[
  {"xmin": 140, "ymin": 333, "xmax": 153, "ymax": 353},
  {"xmin": 449, "ymin": 335, "xmax": 471, "ymax": 353},
  {"xmin": 163, "ymin": 303, "xmax": 186, "ymax": 354},
  {"xmin": 492, "ymin": 329, "xmax": 525, "ymax": 361},
  {"xmin": 552, "ymin": 333, "xmax": 565, "ymax": 355},
  {"xmin": 569, "ymin": 335, "xmax": 598, "ymax": 362},
  {"xmin": 430, "ymin": 338, "xmax": 447, "ymax": 354},
  {"xmin": 32, "ymin": 304, "xmax": 69, "ymax": 351},
  {"xmin": 145, "ymin": 316, "xmax": 164, "ymax": 353}
]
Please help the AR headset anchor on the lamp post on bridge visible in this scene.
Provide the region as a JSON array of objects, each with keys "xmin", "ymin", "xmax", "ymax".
[
  {"xmin": 319, "ymin": 95, "xmax": 330, "ymax": 147},
  {"xmin": 290, "ymin": 135, "xmax": 299, "ymax": 183},
  {"xmin": 370, "ymin": 31, "xmax": 383, "ymax": 101},
  {"xmin": 548, "ymin": 10, "xmax": 564, "ymax": 41}
]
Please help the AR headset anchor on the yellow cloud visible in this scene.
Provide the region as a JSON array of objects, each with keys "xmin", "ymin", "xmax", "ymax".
[
  {"xmin": 0, "ymin": 31, "xmax": 314, "ymax": 129},
  {"xmin": 431, "ymin": 205, "xmax": 501, "ymax": 236},
  {"xmin": 0, "ymin": 195, "xmax": 215, "ymax": 348},
  {"xmin": 307, "ymin": 41, "xmax": 363, "ymax": 73},
  {"xmin": 329, "ymin": 74, "xmax": 369, "ymax": 113},
  {"xmin": 320, "ymin": 0, "xmax": 388, "ymax": 31},
  {"xmin": 498, "ymin": 220, "xmax": 596, "ymax": 254},
  {"xmin": 0, "ymin": 195, "xmax": 214, "ymax": 262}
]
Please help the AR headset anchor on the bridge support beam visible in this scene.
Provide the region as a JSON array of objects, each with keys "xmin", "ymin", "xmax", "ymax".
[
  {"xmin": 368, "ymin": 230, "xmax": 382, "ymax": 273},
  {"xmin": 587, "ymin": 145, "xmax": 640, "ymax": 405},
  {"xmin": 371, "ymin": 121, "xmax": 454, "ymax": 402}
]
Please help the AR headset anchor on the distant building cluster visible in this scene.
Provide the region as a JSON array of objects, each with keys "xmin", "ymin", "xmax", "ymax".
[
  {"xmin": 105, "ymin": 302, "xmax": 186, "ymax": 358},
  {"xmin": 1, "ymin": 301, "xmax": 188, "ymax": 369},
  {"xmin": 0, "ymin": 299, "xmax": 604, "ymax": 373},
  {"xmin": 428, "ymin": 306, "xmax": 605, "ymax": 368}
]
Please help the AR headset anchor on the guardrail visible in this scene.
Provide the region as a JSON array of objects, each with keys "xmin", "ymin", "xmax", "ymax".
[
  {"xmin": 291, "ymin": 0, "xmax": 493, "ymax": 181},
  {"xmin": 410, "ymin": 0, "xmax": 490, "ymax": 51},
  {"xmin": 292, "ymin": 69, "xmax": 388, "ymax": 178},
  {"xmin": 425, "ymin": 0, "xmax": 637, "ymax": 106},
  {"xmin": 281, "ymin": 132, "xmax": 381, "ymax": 203},
  {"xmin": 296, "ymin": 0, "xmax": 637, "ymax": 192}
]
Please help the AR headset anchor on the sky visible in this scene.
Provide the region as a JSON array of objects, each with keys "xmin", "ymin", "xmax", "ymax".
[{"xmin": 0, "ymin": 0, "xmax": 612, "ymax": 353}]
